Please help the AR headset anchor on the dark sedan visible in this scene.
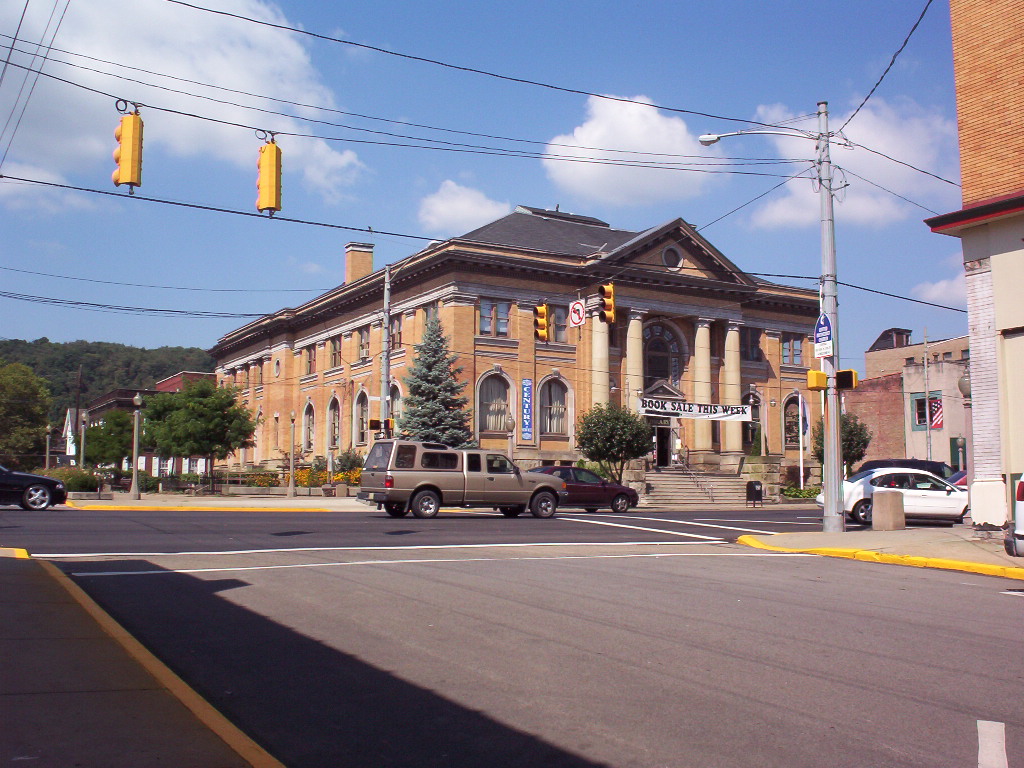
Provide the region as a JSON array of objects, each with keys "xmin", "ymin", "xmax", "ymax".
[
  {"xmin": 528, "ymin": 466, "xmax": 638, "ymax": 513},
  {"xmin": 0, "ymin": 465, "xmax": 67, "ymax": 510}
]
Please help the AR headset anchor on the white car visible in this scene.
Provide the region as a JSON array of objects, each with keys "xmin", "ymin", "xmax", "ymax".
[{"xmin": 815, "ymin": 467, "xmax": 968, "ymax": 525}]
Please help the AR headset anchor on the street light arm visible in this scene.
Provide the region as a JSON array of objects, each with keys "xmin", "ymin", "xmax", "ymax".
[{"xmin": 699, "ymin": 128, "xmax": 818, "ymax": 146}]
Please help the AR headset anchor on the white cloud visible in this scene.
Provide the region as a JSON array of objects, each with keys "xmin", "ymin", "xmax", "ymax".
[
  {"xmin": 543, "ymin": 95, "xmax": 710, "ymax": 206},
  {"xmin": 748, "ymin": 99, "xmax": 959, "ymax": 229},
  {"xmin": 911, "ymin": 253, "xmax": 966, "ymax": 307},
  {"xmin": 418, "ymin": 181, "xmax": 510, "ymax": 235},
  {"xmin": 0, "ymin": 0, "xmax": 362, "ymax": 205}
]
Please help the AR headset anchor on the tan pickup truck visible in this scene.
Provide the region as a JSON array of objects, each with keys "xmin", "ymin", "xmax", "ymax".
[{"xmin": 357, "ymin": 439, "xmax": 566, "ymax": 518}]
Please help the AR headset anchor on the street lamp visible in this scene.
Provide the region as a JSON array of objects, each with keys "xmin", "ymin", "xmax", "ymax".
[
  {"xmin": 287, "ymin": 410, "xmax": 296, "ymax": 498},
  {"xmin": 128, "ymin": 393, "xmax": 143, "ymax": 500},
  {"xmin": 701, "ymin": 101, "xmax": 846, "ymax": 533},
  {"xmin": 45, "ymin": 423, "xmax": 52, "ymax": 469}
]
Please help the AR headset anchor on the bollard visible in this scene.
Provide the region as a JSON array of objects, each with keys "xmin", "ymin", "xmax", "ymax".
[{"xmin": 871, "ymin": 490, "xmax": 905, "ymax": 531}]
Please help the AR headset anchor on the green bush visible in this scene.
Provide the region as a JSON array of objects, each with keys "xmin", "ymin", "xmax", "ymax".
[
  {"xmin": 334, "ymin": 448, "xmax": 363, "ymax": 473},
  {"xmin": 574, "ymin": 460, "xmax": 610, "ymax": 480},
  {"xmin": 781, "ymin": 485, "xmax": 821, "ymax": 499},
  {"xmin": 32, "ymin": 467, "xmax": 99, "ymax": 492}
]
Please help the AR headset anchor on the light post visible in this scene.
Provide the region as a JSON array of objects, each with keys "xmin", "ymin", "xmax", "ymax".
[
  {"xmin": 45, "ymin": 424, "xmax": 52, "ymax": 469},
  {"xmin": 128, "ymin": 393, "xmax": 143, "ymax": 500},
  {"xmin": 287, "ymin": 410, "xmax": 296, "ymax": 498},
  {"xmin": 79, "ymin": 414, "xmax": 88, "ymax": 468},
  {"xmin": 700, "ymin": 101, "xmax": 846, "ymax": 532}
]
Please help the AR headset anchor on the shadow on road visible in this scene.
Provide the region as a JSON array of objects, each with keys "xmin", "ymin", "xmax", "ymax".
[{"xmin": 67, "ymin": 561, "xmax": 610, "ymax": 768}]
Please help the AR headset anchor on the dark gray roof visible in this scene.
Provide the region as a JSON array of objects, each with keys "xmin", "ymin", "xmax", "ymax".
[{"xmin": 459, "ymin": 206, "xmax": 638, "ymax": 257}]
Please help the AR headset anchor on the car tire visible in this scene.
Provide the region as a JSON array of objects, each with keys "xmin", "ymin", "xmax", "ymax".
[
  {"xmin": 610, "ymin": 494, "xmax": 631, "ymax": 514},
  {"xmin": 851, "ymin": 499, "xmax": 872, "ymax": 525},
  {"xmin": 384, "ymin": 502, "xmax": 408, "ymax": 517},
  {"xmin": 410, "ymin": 490, "xmax": 440, "ymax": 519},
  {"xmin": 499, "ymin": 506, "xmax": 524, "ymax": 518},
  {"xmin": 21, "ymin": 484, "xmax": 52, "ymax": 511},
  {"xmin": 530, "ymin": 490, "xmax": 557, "ymax": 518}
]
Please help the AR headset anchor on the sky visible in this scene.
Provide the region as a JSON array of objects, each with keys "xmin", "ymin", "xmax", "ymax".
[{"xmin": 0, "ymin": 0, "xmax": 967, "ymax": 372}]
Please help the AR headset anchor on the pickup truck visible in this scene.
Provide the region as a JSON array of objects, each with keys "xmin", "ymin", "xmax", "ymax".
[{"xmin": 357, "ymin": 439, "xmax": 566, "ymax": 519}]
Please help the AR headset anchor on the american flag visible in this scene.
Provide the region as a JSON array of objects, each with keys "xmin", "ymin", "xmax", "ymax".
[{"xmin": 929, "ymin": 397, "xmax": 943, "ymax": 430}]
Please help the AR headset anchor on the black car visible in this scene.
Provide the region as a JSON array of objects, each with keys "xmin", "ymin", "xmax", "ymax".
[
  {"xmin": 0, "ymin": 465, "xmax": 67, "ymax": 510},
  {"xmin": 528, "ymin": 466, "xmax": 639, "ymax": 513},
  {"xmin": 856, "ymin": 458, "xmax": 955, "ymax": 479}
]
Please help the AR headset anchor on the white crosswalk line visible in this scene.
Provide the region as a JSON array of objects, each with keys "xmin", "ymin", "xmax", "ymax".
[
  {"xmin": 560, "ymin": 517, "xmax": 726, "ymax": 540},
  {"xmin": 567, "ymin": 514, "xmax": 776, "ymax": 535},
  {"xmin": 978, "ymin": 720, "xmax": 1007, "ymax": 768}
]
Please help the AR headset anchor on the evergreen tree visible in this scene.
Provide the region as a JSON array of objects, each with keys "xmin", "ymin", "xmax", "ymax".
[{"xmin": 399, "ymin": 316, "xmax": 473, "ymax": 447}]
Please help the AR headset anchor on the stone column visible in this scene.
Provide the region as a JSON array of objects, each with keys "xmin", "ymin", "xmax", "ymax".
[
  {"xmin": 591, "ymin": 309, "xmax": 610, "ymax": 406},
  {"xmin": 721, "ymin": 321, "xmax": 744, "ymax": 467},
  {"xmin": 626, "ymin": 310, "xmax": 646, "ymax": 411},
  {"xmin": 693, "ymin": 318, "xmax": 713, "ymax": 453}
]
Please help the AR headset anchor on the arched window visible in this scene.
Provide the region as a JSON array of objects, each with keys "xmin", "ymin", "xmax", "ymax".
[
  {"xmin": 479, "ymin": 375, "xmax": 509, "ymax": 432},
  {"xmin": 302, "ymin": 403, "xmax": 315, "ymax": 452},
  {"xmin": 645, "ymin": 338, "xmax": 670, "ymax": 388},
  {"xmin": 642, "ymin": 324, "xmax": 687, "ymax": 389},
  {"xmin": 742, "ymin": 393, "xmax": 761, "ymax": 450},
  {"xmin": 539, "ymin": 379, "xmax": 568, "ymax": 435},
  {"xmin": 355, "ymin": 393, "xmax": 368, "ymax": 445},
  {"xmin": 389, "ymin": 384, "xmax": 402, "ymax": 423},
  {"xmin": 327, "ymin": 399, "xmax": 340, "ymax": 449},
  {"xmin": 783, "ymin": 396, "xmax": 801, "ymax": 448}
]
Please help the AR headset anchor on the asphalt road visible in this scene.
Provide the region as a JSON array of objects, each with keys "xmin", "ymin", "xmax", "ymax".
[{"xmin": 3, "ymin": 505, "xmax": 1020, "ymax": 768}]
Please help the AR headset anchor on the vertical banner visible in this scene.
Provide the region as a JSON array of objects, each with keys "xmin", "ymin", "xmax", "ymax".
[{"xmin": 521, "ymin": 378, "xmax": 534, "ymax": 441}]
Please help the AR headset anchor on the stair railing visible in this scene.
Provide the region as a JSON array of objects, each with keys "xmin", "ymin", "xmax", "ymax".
[{"xmin": 679, "ymin": 452, "xmax": 714, "ymax": 503}]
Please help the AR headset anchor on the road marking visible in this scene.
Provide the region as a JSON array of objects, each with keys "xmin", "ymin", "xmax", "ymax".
[
  {"xmin": 36, "ymin": 541, "xmax": 717, "ymax": 559},
  {"xmin": 978, "ymin": 720, "xmax": 1007, "ymax": 768},
  {"xmin": 567, "ymin": 514, "xmax": 776, "ymax": 535},
  {"xmin": 694, "ymin": 519, "xmax": 820, "ymax": 526},
  {"xmin": 556, "ymin": 517, "xmax": 726, "ymax": 540},
  {"xmin": 999, "ymin": 590, "xmax": 1024, "ymax": 597},
  {"xmin": 70, "ymin": 551, "xmax": 814, "ymax": 577}
]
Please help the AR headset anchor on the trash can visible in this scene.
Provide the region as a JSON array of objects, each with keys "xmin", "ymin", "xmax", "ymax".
[{"xmin": 745, "ymin": 480, "xmax": 763, "ymax": 507}]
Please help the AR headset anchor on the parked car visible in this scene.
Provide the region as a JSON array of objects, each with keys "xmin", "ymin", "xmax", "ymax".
[
  {"xmin": 357, "ymin": 440, "xmax": 566, "ymax": 518},
  {"xmin": 1005, "ymin": 479, "xmax": 1024, "ymax": 557},
  {"xmin": 857, "ymin": 459, "xmax": 955, "ymax": 479},
  {"xmin": 527, "ymin": 466, "xmax": 638, "ymax": 513},
  {"xmin": 815, "ymin": 467, "xmax": 968, "ymax": 525},
  {"xmin": 0, "ymin": 465, "xmax": 67, "ymax": 510},
  {"xmin": 947, "ymin": 469, "xmax": 969, "ymax": 487}
]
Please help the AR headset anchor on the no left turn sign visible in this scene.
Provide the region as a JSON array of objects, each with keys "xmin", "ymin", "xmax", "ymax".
[{"xmin": 568, "ymin": 300, "xmax": 586, "ymax": 328}]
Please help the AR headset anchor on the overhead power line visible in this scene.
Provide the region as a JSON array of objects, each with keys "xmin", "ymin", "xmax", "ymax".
[{"xmin": 0, "ymin": 265, "xmax": 326, "ymax": 293}]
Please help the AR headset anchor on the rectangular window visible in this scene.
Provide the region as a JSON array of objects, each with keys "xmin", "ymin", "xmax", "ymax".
[
  {"xmin": 389, "ymin": 315, "xmax": 402, "ymax": 350},
  {"xmin": 961, "ymin": 349, "xmax": 970, "ymax": 360},
  {"xmin": 552, "ymin": 306, "xmax": 568, "ymax": 343},
  {"xmin": 942, "ymin": 351, "xmax": 953, "ymax": 360},
  {"xmin": 782, "ymin": 334, "xmax": 803, "ymax": 365},
  {"xmin": 912, "ymin": 392, "xmax": 943, "ymax": 431},
  {"xmin": 905, "ymin": 357, "xmax": 916, "ymax": 366},
  {"xmin": 329, "ymin": 336, "xmax": 342, "ymax": 368},
  {"xmin": 479, "ymin": 300, "xmax": 511, "ymax": 337},
  {"xmin": 424, "ymin": 302, "xmax": 439, "ymax": 323},
  {"xmin": 358, "ymin": 327, "xmax": 370, "ymax": 360},
  {"xmin": 244, "ymin": 367, "xmax": 250, "ymax": 388},
  {"xmin": 740, "ymin": 327, "xmax": 762, "ymax": 362},
  {"xmin": 305, "ymin": 346, "xmax": 317, "ymax": 375},
  {"xmin": 255, "ymin": 361, "xmax": 263, "ymax": 384},
  {"xmin": 421, "ymin": 452, "xmax": 459, "ymax": 470}
]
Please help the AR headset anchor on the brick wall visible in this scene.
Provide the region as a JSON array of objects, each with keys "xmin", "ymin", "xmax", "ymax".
[{"xmin": 842, "ymin": 373, "xmax": 905, "ymax": 465}]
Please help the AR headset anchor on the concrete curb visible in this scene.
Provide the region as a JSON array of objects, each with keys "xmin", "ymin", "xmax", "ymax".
[
  {"xmin": 736, "ymin": 534, "xmax": 1024, "ymax": 581},
  {"xmin": 37, "ymin": 558, "xmax": 286, "ymax": 768}
]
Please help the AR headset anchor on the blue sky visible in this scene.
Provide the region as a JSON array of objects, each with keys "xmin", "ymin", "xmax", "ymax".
[{"xmin": 0, "ymin": 0, "xmax": 965, "ymax": 370}]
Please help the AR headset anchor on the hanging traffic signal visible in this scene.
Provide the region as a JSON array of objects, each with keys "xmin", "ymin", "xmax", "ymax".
[
  {"xmin": 256, "ymin": 140, "xmax": 282, "ymax": 213},
  {"xmin": 385, "ymin": 418, "xmax": 395, "ymax": 436},
  {"xmin": 807, "ymin": 370, "xmax": 828, "ymax": 391},
  {"xmin": 835, "ymin": 370, "xmax": 859, "ymax": 390},
  {"xmin": 112, "ymin": 112, "xmax": 143, "ymax": 190},
  {"xmin": 533, "ymin": 303, "xmax": 550, "ymax": 342},
  {"xmin": 599, "ymin": 283, "xmax": 615, "ymax": 323}
]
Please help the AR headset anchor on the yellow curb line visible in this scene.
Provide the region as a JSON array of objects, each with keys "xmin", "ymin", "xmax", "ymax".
[
  {"xmin": 0, "ymin": 547, "xmax": 30, "ymax": 558},
  {"xmin": 736, "ymin": 535, "xmax": 1024, "ymax": 581},
  {"xmin": 37, "ymin": 558, "xmax": 286, "ymax": 768}
]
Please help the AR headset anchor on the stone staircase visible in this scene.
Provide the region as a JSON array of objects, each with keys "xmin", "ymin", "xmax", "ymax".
[{"xmin": 640, "ymin": 466, "xmax": 756, "ymax": 508}]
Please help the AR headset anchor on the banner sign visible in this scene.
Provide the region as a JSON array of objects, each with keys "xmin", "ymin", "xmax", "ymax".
[
  {"xmin": 521, "ymin": 378, "xmax": 534, "ymax": 440},
  {"xmin": 814, "ymin": 313, "xmax": 833, "ymax": 358},
  {"xmin": 640, "ymin": 397, "xmax": 751, "ymax": 421}
]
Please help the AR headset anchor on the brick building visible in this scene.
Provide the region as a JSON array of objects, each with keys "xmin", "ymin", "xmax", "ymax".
[{"xmin": 211, "ymin": 206, "xmax": 822, "ymax": 475}]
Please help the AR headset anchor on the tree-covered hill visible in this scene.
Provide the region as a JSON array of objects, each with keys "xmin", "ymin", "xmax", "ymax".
[{"xmin": 0, "ymin": 338, "xmax": 215, "ymax": 422}]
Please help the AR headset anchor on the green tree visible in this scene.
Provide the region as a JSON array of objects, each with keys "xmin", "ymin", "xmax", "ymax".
[
  {"xmin": 85, "ymin": 410, "xmax": 134, "ymax": 467},
  {"xmin": 575, "ymin": 403, "xmax": 653, "ymax": 483},
  {"xmin": 399, "ymin": 316, "xmax": 473, "ymax": 447},
  {"xmin": 0, "ymin": 362, "xmax": 51, "ymax": 470},
  {"xmin": 144, "ymin": 380, "xmax": 257, "ymax": 485},
  {"xmin": 811, "ymin": 412, "xmax": 873, "ymax": 473}
]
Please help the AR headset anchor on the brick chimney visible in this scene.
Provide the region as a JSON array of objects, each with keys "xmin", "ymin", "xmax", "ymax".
[{"xmin": 345, "ymin": 242, "xmax": 374, "ymax": 284}]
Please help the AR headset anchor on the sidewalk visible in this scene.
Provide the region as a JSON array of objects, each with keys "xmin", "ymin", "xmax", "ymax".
[{"xmin": 0, "ymin": 547, "xmax": 284, "ymax": 767}]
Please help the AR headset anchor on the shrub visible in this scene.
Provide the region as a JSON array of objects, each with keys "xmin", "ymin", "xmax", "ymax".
[
  {"xmin": 781, "ymin": 485, "xmax": 821, "ymax": 499},
  {"xmin": 245, "ymin": 472, "xmax": 280, "ymax": 488},
  {"xmin": 334, "ymin": 449, "xmax": 363, "ymax": 473},
  {"xmin": 32, "ymin": 467, "xmax": 99, "ymax": 492},
  {"xmin": 574, "ymin": 460, "xmax": 609, "ymax": 480}
]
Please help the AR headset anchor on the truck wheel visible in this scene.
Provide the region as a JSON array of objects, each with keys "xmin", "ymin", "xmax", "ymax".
[
  {"xmin": 384, "ymin": 502, "xmax": 408, "ymax": 517},
  {"xmin": 529, "ymin": 490, "xmax": 557, "ymax": 518},
  {"xmin": 499, "ymin": 506, "xmax": 524, "ymax": 517},
  {"xmin": 410, "ymin": 490, "xmax": 440, "ymax": 519}
]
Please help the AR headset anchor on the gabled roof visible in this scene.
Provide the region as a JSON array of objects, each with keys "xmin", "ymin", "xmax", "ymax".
[{"xmin": 460, "ymin": 206, "xmax": 638, "ymax": 256}]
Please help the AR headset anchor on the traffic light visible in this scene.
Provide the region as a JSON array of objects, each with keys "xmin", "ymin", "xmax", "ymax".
[
  {"xmin": 807, "ymin": 370, "xmax": 827, "ymax": 391},
  {"xmin": 599, "ymin": 283, "xmax": 615, "ymax": 323},
  {"xmin": 385, "ymin": 418, "xmax": 395, "ymax": 436},
  {"xmin": 835, "ymin": 369, "xmax": 859, "ymax": 390},
  {"xmin": 533, "ymin": 303, "xmax": 550, "ymax": 342},
  {"xmin": 112, "ymin": 112, "xmax": 143, "ymax": 190},
  {"xmin": 369, "ymin": 418, "xmax": 381, "ymax": 431},
  {"xmin": 256, "ymin": 140, "xmax": 282, "ymax": 213}
]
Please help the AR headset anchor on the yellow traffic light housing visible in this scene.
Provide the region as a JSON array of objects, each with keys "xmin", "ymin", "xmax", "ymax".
[
  {"xmin": 835, "ymin": 369, "xmax": 859, "ymax": 390},
  {"xmin": 112, "ymin": 112, "xmax": 143, "ymax": 190},
  {"xmin": 599, "ymin": 282, "xmax": 615, "ymax": 323},
  {"xmin": 533, "ymin": 303, "xmax": 550, "ymax": 342},
  {"xmin": 256, "ymin": 140, "xmax": 282, "ymax": 213},
  {"xmin": 807, "ymin": 370, "xmax": 828, "ymax": 391},
  {"xmin": 385, "ymin": 418, "xmax": 395, "ymax": 436}
]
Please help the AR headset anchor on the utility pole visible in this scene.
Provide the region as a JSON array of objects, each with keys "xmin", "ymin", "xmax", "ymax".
[
  {"xmin": 380, "ymin": 264, "xmax": 392, "ymax": 431},
  {"xmin": 923, "ymin": 328, "xmax": 932, "ymax": 460}
]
